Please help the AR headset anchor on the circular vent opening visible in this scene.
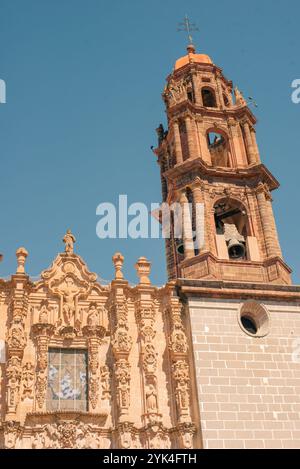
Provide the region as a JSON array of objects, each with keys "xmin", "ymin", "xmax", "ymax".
[{"xmin": 238, "ymin": 302, "xmax": 270, "ymax": 338}]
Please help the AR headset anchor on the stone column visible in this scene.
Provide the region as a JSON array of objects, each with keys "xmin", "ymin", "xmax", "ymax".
[
  {"xmin": 191, "ymin": 181, "xmax": 205, "ymax": 253},
  {"xmin": 243, "ymin": 121, "xmax": 257, "ymax": 165},
  {"xmin": 6, "ymin": 250, "xmax": 30, "ymax": 420},
  {"xmin": 180, "ymin": 192, "xmax": 194, "ymax": 259},
  {"xmin": 196, "ymin": 119, "xmax": 211, "ymax": 165},
  {"xmin": 173, "ymin": 121, "xmax": 183, "ymax": 165},
  {"xmin": 191, "ymin": 73, "xmax": 201, "ymax": 105},
  {"xmin": 256, "ymin": 185, "xmax": 282, "ymax": 258},
  {"xmin": 191, "ymin": 118, "xmax": 200, "ymax": 158},
  {"xmin": 31, "ymin": 324, "xmax": 55, "ymax": 411},
  {"xmin": 251, "ymin": 128, "xmax": 261, "ymax": 164},
  {"xmin": 185, "ymin": 116, "xmax": 197, "ymax": 160}
]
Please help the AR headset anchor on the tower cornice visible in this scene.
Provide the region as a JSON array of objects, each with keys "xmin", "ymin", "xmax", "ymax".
[
  {"xmin": 167, "ymin": 100, "xmax": 257, "ymax": 125},
  {"xmin": 163, "ymin": 160, "xmax": 280, "ymax": 192}
]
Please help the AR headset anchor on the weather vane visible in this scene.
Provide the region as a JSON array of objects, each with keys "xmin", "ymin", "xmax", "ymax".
[{"xmin": 177, "ymin": 14, "xmax": 199, "ymax": 46}]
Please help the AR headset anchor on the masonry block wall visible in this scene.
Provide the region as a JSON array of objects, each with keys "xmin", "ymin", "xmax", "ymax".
[{"xmin": 188, "ymin": 296, "xmax": 300, "ymax": 449}]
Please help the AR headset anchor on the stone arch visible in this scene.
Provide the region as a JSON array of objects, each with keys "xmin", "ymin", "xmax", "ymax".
[
  {"xmin": 201, "ymin": 86, "xmax": 217, "ymax": 108},
  {"xmin": 214, "ymin": 197, "xmax": 252, "ymax": 260},
  {"xmin": 206, "ymin": 127, "xmax": 233, "ymax": 168}
]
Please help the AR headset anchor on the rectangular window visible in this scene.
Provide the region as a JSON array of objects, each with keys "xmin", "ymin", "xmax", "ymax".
[{"xmin": 47, "ymin": 348, "xmax": 88, "ymax": 412}]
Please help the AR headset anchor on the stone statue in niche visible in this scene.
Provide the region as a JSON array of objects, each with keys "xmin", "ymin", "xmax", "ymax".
[
  {"xmin": 7, "ymin": 317, "xmax": 26, "ymax": 350},
  {"xmin": 87, "ymin": 302, "xmax": 100, "ymax": 327},
  {"xmin": 38, "ymin": 300, "xmax": 51, "ymax": 324},
  {"xmin": 146, "ymin": 384, "xmax": 158, "ymax": 413}
]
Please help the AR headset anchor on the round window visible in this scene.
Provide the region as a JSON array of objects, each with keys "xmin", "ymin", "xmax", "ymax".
[{"xmin": 238, "ymin": 302, "xmax": 270, "ymax": 338}]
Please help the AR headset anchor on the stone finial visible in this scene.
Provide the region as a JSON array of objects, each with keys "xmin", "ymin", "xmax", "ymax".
[
  {"xmin": 234, "ymin": 86, "xmax": 246, "ymax": 106},
  {"xmin": 63, "ymin": 229, "xmax": 76, "ymax": 255},
  {"xmin": 112, "ymin": 252, "xmax": 124, "ymax": 280},
  {"xmin": 16, "ymin": 247, "xmax": 28, "ymax": 274},
  {"xmin": 135, "ymin": 257, "xmax": 151, "ymax": 285}
]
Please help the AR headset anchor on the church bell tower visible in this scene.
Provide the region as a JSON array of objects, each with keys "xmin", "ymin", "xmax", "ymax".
[{"xmin": 155, "ymin": 43, "xmax": 292, "ymax": 285}]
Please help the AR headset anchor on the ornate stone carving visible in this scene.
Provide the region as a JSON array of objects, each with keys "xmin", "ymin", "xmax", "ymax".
[
  {"xmin": 169, "ymin": 327, "xmax": 188, "ymax": 354},
  {"xmin": 100, "ymin": 365, "xmax": 111, "ymax": 400},
  {"xmin": 3, "ymin": 421, "xmax": 21, "ymax": 449},
  {"xmin": 7, "ymin": 317, "xmax": 26, "ymax": 350},
  {"xmin": 178, "ymin": 422, "xmax": 196, "ymax": 449},
  {"xmin": 115, "ymin": 359, "xmax": 131, "ymax": 412},
  {"xmin": 112, "ymin": 327, "xmax": 133, "ymax": 354},
  {"xmin": 21, "ymin": 362, "xmax": 34, "ymax": 400},
  {"xmin": 88, "ymin": 338, "xmax": 100, "ymax": 410},
  {"xmin": 38, "ymin": 300, "xmax": 52, "ymax": 324},
  {"xmin": 40, "ymin": 249, "xmax": 98, "ymax": 334},
  {"xmin": 33, "ymin": 333, "xmax": 53, "ymax": 410},
  {"xmin": 163, "ymin": 77, "xmax": 189, "ymax": 107},
  {"xmin": 142, "ymin": 343, "xmax": 158, "ymax": 375},
  {"xmin": 172, "ymin": 360, "xmax": 191, "ymax": 418},
  {"xmin": 146, "ymin": 424, "xmax": 171, "ymax": 449},
  {"xmin": 117, "ymin": 422, "xmax": 133, "ymax": 449},
  {"xmin": 6, "ymin": 356, "xmax": 22, "ymax": 412}
]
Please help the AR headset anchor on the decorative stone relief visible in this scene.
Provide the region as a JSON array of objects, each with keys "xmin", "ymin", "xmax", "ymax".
[
  {"xmin": 3, "ymin": 421, "xmax": 21, "ymax": 449},
  {"xmin": 6, "ymin": 356, "xmax": 22, "ymax": 413},
  {"xmin": 21, "ymin": 362, "xmax": 34, "ymax": 400}
]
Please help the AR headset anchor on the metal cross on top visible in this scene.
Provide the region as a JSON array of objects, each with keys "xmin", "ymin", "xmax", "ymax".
[{"xmin": 177, "ymin": 14, "xmax": 199, "ymax": 46}]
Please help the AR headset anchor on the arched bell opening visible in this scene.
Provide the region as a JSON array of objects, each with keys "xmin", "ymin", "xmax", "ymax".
[
  {"xmin": 207, "ymin": 130, "xmax": 232, "ymax": 168},
  {"xmin": 201, "ymin": 87, "xmax": 217, "ymax": 108},
  {"xmin": 214, "ymin": 198, "xmax": 251, "ymax": 261}
]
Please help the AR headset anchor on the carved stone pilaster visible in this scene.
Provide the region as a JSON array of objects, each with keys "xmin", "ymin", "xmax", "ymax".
[
  {"xmin": 6, "ymin": 356, "xmax": 22, "ymax": 415},
  {"xmin": 172, "ymin": 360, "xmax": 191, "ymax": 422},
  {"xmin": 166, "ymin": 293, "xmax": 192, "ymax": 426},
  {"xmin": 110, "ymin": 292, "xmax": 132, "ymax": 421},
  {"xmin": 82, "ymin": 323, "xmax": 106, "ymax": 411},
  {"xmin": 114, "ymin": 359, "xmax": 131, "ymax": 417},
  {"xmin": 31, "ymin": 324, "xmax": 55, "ymax": 410},
  {"xmin": 136, "ymin": 300, "xmax": 161, "ymax": 425},
  {"xmin": 85, "ymin": 334, "xmax": 101, "ymax": 410},
  {"xmin": 100, "ymin": 365, "xmax": 111, "ymax": 401},
  {"xmin": 21, "ymin": 362, "xmax": 34, "ymax": 400}
]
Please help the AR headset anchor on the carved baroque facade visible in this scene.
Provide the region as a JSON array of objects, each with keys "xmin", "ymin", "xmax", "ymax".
[{"xmin": 0, "ymin": 236, "xmax": 198, "ymax": 449}]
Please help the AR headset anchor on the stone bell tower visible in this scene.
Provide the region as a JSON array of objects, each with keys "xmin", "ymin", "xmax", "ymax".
[{"xmin": 155, "ymin": 43, "xmax": 291, "ymax": 286}]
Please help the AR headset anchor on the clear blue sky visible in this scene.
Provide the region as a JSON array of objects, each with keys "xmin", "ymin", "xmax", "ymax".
[{"xmin": 0, "ymin": 0, "xmax": 299, "ymax": 285}]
